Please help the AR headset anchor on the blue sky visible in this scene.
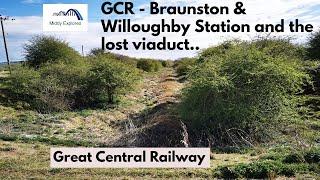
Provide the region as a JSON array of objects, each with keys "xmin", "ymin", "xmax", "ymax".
[
  {"xmin": 0, "ymin": 0, "xmax": 146, "ymax": 21},
  {"xmin": 0, "ymin": 0, "xmax": 320, "ymax": 62}
]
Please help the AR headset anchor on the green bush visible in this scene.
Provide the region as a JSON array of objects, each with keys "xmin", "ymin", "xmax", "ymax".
[
  {"xmin": 304, "ymin": 148, "xmax": 320, "ymax": 163},
  {"xmin": 283, "ymin": 152, "xmax": 305, "ymax": 163},
  {"xmin": 8, "ymin": 60, "xmax": 89, "ymax": 112},
  {"xmin": 86, "ymin": 55, "xmax": 140, "ymax": 105},
  {"xmin": 307, "ymin": 29, "xmax": 320, "ymax": 60},
  {"xmin": 8, "ymin": 56, "xmax": 140, "ymax": 112},
  {"xmin": 234, "ymin": 161, "xmax": 278, "ymax": 179},
  {"xmin": 198, "ymin": 41, "xmax": 239, "ymax": 63},
  {"xmin": 89, "ymin": 48, "xmax": 106, "ymax": 56},
  {"xmin": 179, "ymin": 42, "xmax": 309, "ymax": 146},
  {"xmin": 217, "ymin": 166, "xmax": 240, "ymax": 179},
  {"xmin": 218, "ymin": 161, "xmax": 310, "ymax": 179},
  {"xmin": 174, "ymin": 58, "xmax": 196, "ymax": 76},
  {"xmin": 24, "ymin": 36, "xmax": 80, "ymax": 68},
  {"xmin": 160, "ymin": 60, "xmax": 173, "ymax": 67},
  {"xmin": 252, "ymin": 38, "xmax": 306, "ymax": 59},
  {"xmin": 259, "ymin": 153, "xmax": 283, "ymax": 161},
  {"xmin": 304, "ymin": 64, "xmax": 320, "ymax": 94},
  {"xmin": 137, "ymin": 59, "xmax": 162, "ymax": 72}
]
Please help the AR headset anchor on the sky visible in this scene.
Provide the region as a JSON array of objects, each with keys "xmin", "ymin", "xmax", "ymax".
[{"xmin": 0, "ymin": 0, "xmax": 320, "ymax": 62}]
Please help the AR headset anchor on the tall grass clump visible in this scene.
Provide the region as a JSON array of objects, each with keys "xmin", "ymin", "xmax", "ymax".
[{"xmin": 179, "ymin": 40, "xmax": 310, "ymax": 147}]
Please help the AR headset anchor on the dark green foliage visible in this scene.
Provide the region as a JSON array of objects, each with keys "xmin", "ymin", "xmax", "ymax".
[
  {"xmin": 174, "ymin": 58, "xmax": 196, "ymax": 76},
  {"xmin": 89, "ymin": 48, "xmax": 106, "ymax": 56},
  {"xmin": 218, "ymin": 166, "xmax": 240, "ymax": 179},
  {"xmin": 234, "ymin": 161, "xmax": 278, "ymax": 179},
  {"xmin": 24, "ymin": 36, "xmax": 80, "ymax": 68},
  {"xmin": 283, "ymin": 152, "xmax": 305, "ymax": 163},
  {"xmin": 160, "ymin": 60, "xmax": 173, "ymax": 67},
  {"xmin": 179, "ymin": 41, "xmax": 309, "ymax": 146},
  {"xmin": 259, "ymin": 153, "xmax": 283, "ymax": 161},
  {"xmin": 307, "ymin": 30, "xmax": 320, "ymax": 60},
  {"xmin": 218, "ymin": 160, "xmax": 311, "ymax": 179},
  {"xmin": 304, "ymin": 64, "xmax": 320, "ymax": 94},
  {"xmin": 304, "ymin": 148, "xmax": 320, "ymax": 163},
  {"xmin": 137, "ymin": 59, "xmax": 162, "ymax": 72}
]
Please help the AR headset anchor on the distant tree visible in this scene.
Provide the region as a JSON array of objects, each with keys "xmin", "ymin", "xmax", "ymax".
[
  {"xmin": 307, "ymin": 30, "xmax": 320, "ymax": 60},
  {"xmin": 137, "ymin": 59, "xmax": 162, "ymax": 72},
  {"xmin": 24, "ymin": 35, "xmax": 80, "ymax": 68},
  {"xmin": 174, "ymin": 58, "xmax": 196, "ymax": 76},
  {"xmin": 89, "ymin": 48, "xmax": 106, "ymax": 56}
]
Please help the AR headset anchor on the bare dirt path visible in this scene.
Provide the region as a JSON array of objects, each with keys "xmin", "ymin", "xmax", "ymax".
[
  {"xmin": 59, "ymin": 68, "xmax": 185, "ymax": 146},
  {"xmin": 108, "ymin": 68, "xmax": 187, "ymax": 147}
]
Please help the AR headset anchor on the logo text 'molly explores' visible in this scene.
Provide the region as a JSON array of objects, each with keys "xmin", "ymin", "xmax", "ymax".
[{"xmin": 43, "ymin": 4, "xmax": 88, "ymax": 32}]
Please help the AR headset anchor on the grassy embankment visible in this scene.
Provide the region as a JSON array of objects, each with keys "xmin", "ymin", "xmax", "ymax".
[{"xmin": 0, "ymin": 67, "xmax": 319, "ymax": 179}]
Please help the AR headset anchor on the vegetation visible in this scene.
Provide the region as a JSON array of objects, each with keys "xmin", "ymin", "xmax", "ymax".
[
  {"xmin": 179, "ymin": 40, "xmax": 311, "ymax": 147},
  {"xmin": 160, "ymin": 60, "xmax": 173, "ymax": 67},
  {"xmin": 89, "ymin": 48, "xmax": 106, "ymax": 56},
  {"xmin": 137, "ymin": 59, "xmax": 162, "ymax": 72},
  {"xmin": 174, "ymin": 57, "xmax": 196, "ymax": 76},
  {"xmin": 25, "ymin": 36, "xmax": 80, "ymax": 68},
  {"xmin": 6, "ymin": 36, "xmax": 140, "ymax": 112},
  {"xmin": 87, "ymin": 55, "xmax": 140, "ymax": 104},
  {"xmin": 307, "ymin": 29, "xmax": 320, "ymax": 60},
  {"xmin": 0, "ymin": 34, "xmax": 320, "ymax": 179},
  {"xmin": 217, "ymin": 148, "xmax": 320, "ymax": 179}
]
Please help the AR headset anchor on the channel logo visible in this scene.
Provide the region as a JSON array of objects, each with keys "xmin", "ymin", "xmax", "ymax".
[
  {"xmin": 43, "ymin": 4, "xmax": 88, "ymax": 32},
  {"xmin": 52, "ymin": 9, "xmax": 84, "ymax": 21}
]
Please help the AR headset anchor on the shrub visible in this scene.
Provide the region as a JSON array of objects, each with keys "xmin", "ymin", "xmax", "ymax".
[
  {"xmin": 307, "ymin": 29, "xmax": 320, "ymax": 60},
  {"xmin": 8, "ymin": 60, "xmax": 89, "ymax": 112},
  {"xmin": 198, "ymin": 40, "xmax": 240, "ymax": 63},
  {"xmin": 304, "ymin": 148, "xmax": 320, "ymax": 163},
  {"xmin": 234, "ymin": 161, "xmax": 278, "ymax": 179},
  {"xmin": 89, "ymin": 48, "xmax": 106, "ymax": 56},
  {"xmin": 218, "ymin": 161, "xmax": 310, "ymax": 179},
  {"xmin": 137, "ymin": 59, "xmax": 162, "ymax": 72},
  {"xmin": 7, "ymin": 65, "xmax": 41, "ymax": 102},
  {"xmin": 179, "ymin": 42, "xmax": 309, "ymax": 146},
  {"xmin": 87, "ymin": 55, "xmax": 140, "ymax": 105},
  {"xmin": 8, "ymin": 56, "xmax": 140, "ymax": 112},
  {"xmin": 174, "ymin": 58, "xmax": 196, "ymax": 76},
  {"xmin": 259, "ymin": 153, "xmax": 283, "ymax": 161},
  {"xmin": 252, "ymin": 38, "xmax": 307, "ymax": 59},
  {"xmin": 283, "ymin": 152, "xmax": 305, "ymax": 163},
  {"xmin": 199, "ymin": 38, "xmax": 306, "ymax": 63},
  {"xmin": 160, "ymin": 60, "xmax": 173, "ymax": 67},
  {"xmin": 304, "ymin": 64, "xmax": 320, "ymax": 94},
  {"xmin": 217, "ymin": 166, "xmax": 240, "ymax": 179},
  {"xmin": 24, "ymin": 35, "xmax": 80, "ymax": 68}
]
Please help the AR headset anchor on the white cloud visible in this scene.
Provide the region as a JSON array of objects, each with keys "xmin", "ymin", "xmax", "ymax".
[{"xmin": 1, "ymin": 0, "xmax": 320, "ymax": 62}]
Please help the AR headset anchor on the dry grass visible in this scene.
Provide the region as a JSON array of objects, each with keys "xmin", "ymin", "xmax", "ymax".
[{"xmin": 0, "ymin": 140, "xmax": 258, "ymax": 179}]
